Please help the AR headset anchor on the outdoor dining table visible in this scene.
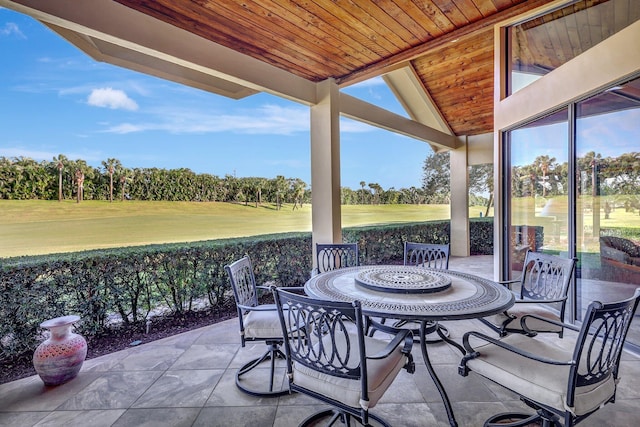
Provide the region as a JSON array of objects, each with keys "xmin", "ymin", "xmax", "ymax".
[{"xmin": 304, "ymin": 264, "xmax": 515, "ymax": 427}]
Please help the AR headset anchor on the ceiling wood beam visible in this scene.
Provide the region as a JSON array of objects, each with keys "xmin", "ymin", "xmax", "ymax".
[
  {"xmin": 383, "ymin": 66, "xmax": 453, "ymax": 135},
  {"xmin": 339, "ymin": 93, "xmax": 459, "ymax": 150}
]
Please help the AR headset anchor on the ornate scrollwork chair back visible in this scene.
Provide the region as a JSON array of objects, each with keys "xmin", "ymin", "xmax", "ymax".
[
  {"xmin": 459, "ymin": 288, "xmax": 640, "ymax": 427},
  {"xmin": 404, "ymin": 242, "xmax": 450, "ymax": 269},
  {"xmin": 481, "ymin": 250, "xmax": 576, "ymax": 337},
  {"xmin": 313, "ymin": 243, "xmax": 359, "ymax": 276},
  {"xmin": 225, "ymin": 255, "xmax": 288, "ymax": 397},
  {"xmin": 273, "ymin": 288, "xmax": 414, "ymax": 427}
]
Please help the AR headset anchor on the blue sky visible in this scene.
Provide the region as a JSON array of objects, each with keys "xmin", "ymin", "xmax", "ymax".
[
  {"xmin": 0, "ymin": 8, "xmax": 435, "ymax": 191},
  {"xmin": 510, "ymin": 108, "xmax": 640, "ymax": 168}
]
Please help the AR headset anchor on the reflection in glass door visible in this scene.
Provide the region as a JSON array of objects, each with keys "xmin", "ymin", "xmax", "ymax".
[
  {"xmin": 508, "ymin": 110, "xmax": 569, "ymax": 275},
  {"xmin": 576, "ymin": 77, "xmax": 640, "ymax": 349}
]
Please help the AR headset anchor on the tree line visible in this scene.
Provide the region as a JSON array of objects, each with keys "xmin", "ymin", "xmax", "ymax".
[
  {"xmin": 0, "ymin": 151, "xmax": 500, "ymax": 206},
  {"xmin": 1, "ymin": 155, "xmax": 441, "ymax": 206},
  {"xmin": 418, "ymin": 150, "xmax": 640, "ymax": 214},
  {"xmin": 509, "ymin": 151, "xmax": 640, "ymax": 204},
  {"xmin": 0, "ymin": 155, "xmax": 308, "ymax": 208}
]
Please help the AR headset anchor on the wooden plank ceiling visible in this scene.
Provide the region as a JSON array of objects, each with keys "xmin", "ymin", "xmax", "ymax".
[
  {"xmin": 112, "ymin": 0, "xmax": 632, "ymax": 136},
  {"xmin": 513, "ymin": 0, "xmax": 640, "ymax": 74}
]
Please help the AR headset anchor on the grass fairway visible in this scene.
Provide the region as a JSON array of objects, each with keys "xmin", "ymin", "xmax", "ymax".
[{"xmin": 0, "ymin": 200, "xmax": 469, "ymax": 258}]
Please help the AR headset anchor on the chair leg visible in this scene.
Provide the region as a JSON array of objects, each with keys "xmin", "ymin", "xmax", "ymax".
[
  {"xmin": 299, "ymin": 409, "xmax": 392, "ymax": 427},
  {"xmin": 483, "ymin": 412, "xmax": 543, "ymax": 426},
  {"xmin": 235, "ymin": 341, "xmax": 288, "ymax": 397},
  {"xmin": 298, "ymin": 409, "xmax": 341, "ymax": 427}
]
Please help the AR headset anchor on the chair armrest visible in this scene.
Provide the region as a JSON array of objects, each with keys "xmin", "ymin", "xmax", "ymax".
[
  {"xmin": 367, "ymin": 329, "xmax": 415, "ymax": 374},
  {"xmin": 236, "ymin": 303, "xmax": 277, "ymax": 312},
  {"xmin": 288, "ymin": 286, "xmax": 306, "ymax": 291},
  {"xmin": 267, "ymin": 285, "xmax": 306, "ymax": 296},
  {"xmin": 459, "ymin": 330, "xmax": 574, "ymax": 376},
  {"xmin": 498, "ymin": 278, "xmax": 520, "ymax": 290},
  {"xmin": 268, "ymin": 285, "xmax": 306, "ymax": 291},
  {"xmin": 519, "ymin": 313, "xmax": 580, "ymax": 336},
  {"xmin": 368, "ymin": 329, "xmax": 413, "ymax": 360},
  {"xmin": 259, "ymin": 284, "xmax": 306, "ymax": 294},
  {"xmin": 514, "ymin": 296, "xmax": 567, "ymax": 305}
]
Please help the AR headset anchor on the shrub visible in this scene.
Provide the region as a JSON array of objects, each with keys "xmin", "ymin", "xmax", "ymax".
[{"xmin": 0, "ymin": 219, "xmax": 492, "ymax": 361}]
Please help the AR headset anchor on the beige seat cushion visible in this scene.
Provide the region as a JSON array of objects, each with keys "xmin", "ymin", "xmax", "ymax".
[
  {"xmin": 293, "ymin": 332, "xmax": 408, "ymax": 410},
  {"xmin": 465, "ymin": 333, "xmax": 616, "ymax": 417},
  {"xmin": 242, "ymin": 304, "xmax": 284, "ymax": 339}
]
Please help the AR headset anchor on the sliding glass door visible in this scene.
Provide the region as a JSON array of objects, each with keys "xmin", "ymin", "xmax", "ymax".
[
  {"xmin": 575, "ymin": 77, "xmax": 640, "ymax": 347},
  {"xmin": 506, "ymin": 75, "xmax": 640, "ymax": 349}
]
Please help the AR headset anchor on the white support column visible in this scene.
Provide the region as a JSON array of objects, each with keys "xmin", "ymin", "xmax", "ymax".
[
  {"xmin": 450, "ymin": 138, "xmax": 470, "ymax": 257},
  {"xmin": 311, "ymin": 79, "xmax": 342, "ymax": 268}
]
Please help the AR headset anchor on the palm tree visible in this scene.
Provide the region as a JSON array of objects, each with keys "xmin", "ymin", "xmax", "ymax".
[
  {"xmin": 52, "ymin": 155, "xmax": 68, "ymax": 202},
  {"xmin": 274, "ymin": 175, "xmax": 287, "ymax": 210},
  {"xmin": 120, "ymin": 175, "xmax": 127, "ymax": 201},
  {"xmin": 578, "ymin": 151, "xmax": 602, "ymax": 196},
  {"xmin": 534, "ymin": 155, "xmax": 556, "ymax": 197},
  {"xmin": 75, "ymin": 169, "xmax": 84, "ymax": 203},
  {"xmin": 291, "ymin": 179, "xmax": 306, "ymax": 210},
  {"xmin": 108, "ymin": 165, "xmax": 114, "ymax": 201},
  {"xmin": 368, "ymin": 182, "xmax": 382, "ymax": 205},
  {"xmin": 255, "ymin": 178, "xmax": 266, "ymax": 207},
  {"xmin": 359, "ymin": 181, "xmax": 366, "ymax": 204},
  {"xmin": 102, "ymin": 159, "xmax": 122, "ymax": 202}
]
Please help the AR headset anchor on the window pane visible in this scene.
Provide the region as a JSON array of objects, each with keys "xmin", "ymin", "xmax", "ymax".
[
  {"xmin": 576, "ymin": 76, "xmax": 640, "ymax": 347},
  {"xmin": 509, "ymin": 109, "xmax": 569, "ymax": 274}
]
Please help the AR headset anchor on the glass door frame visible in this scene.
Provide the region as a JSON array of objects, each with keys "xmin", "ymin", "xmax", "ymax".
[{"xmin": 501, "ymin": 106, "xmax": 578, "ymax": 323}]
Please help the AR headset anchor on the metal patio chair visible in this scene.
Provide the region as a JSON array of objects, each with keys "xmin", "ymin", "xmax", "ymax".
[
  {"xmin": 403, "ymin": 242, "xmax": 450, "ymax": 269},
  {"xmin": 480, "ymin": 250, "xmax": 576, "ymax": 337},
  {"xmin": 225, "ymin": 255, "xmax": 288, "ymax": 397},
  {"xmin": 312, "ymin": 242, "xmax": 359, "ymax": 276},
  {"xmin": 273, "ymin": 287, "xmax": 415, "ymax": 427},
  {"xmin": 459, "ymin": 288, "xmax": 640, "ymax": 427}
]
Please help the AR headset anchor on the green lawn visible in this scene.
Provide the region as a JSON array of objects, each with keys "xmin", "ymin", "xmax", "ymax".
[
  {"xmin": 511, "ymin": 196, "xmax": 640, "ymax": 252},
  {"xmin": 0, "ymin": 200, "xmax": 479, "ymax": 258}
]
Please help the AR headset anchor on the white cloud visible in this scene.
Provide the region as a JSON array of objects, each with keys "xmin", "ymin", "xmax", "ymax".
[
  {"xmin": 0, "ymin": 147, "xmax": 102, "ymax": 163},
  {"xmin": 0, "ymin": 22, "xmax": 25, "ymax": 38},
  {"xmin": 0, "ymin": 147, "xmax": 56, "ymax": 160},
  {"xmin": 100, "ymin": 103, "xmax": 377, "ymax": 136},
  {"xmin": 107, "ymin": 123, "xmax": 146, "ymax": 134},
  {"xmin": 87, "ymin": 88, "xmax": 138, "ymax": 111}
]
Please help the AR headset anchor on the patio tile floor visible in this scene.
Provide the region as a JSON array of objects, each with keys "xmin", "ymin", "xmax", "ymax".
[{"xmin": 2, "ymin": 256, "xmax": 639, "ymax": 427}]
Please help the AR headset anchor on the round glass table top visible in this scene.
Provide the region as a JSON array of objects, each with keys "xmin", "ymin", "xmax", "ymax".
[{"xmin": 305, "ymin": 265, "xmax": 514, "ymax": 321}]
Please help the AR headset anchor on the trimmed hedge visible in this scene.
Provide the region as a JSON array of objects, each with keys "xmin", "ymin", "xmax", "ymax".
[{"xmin": 0, "ymin": 218, "xmax": 492, "ymax": 361}]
